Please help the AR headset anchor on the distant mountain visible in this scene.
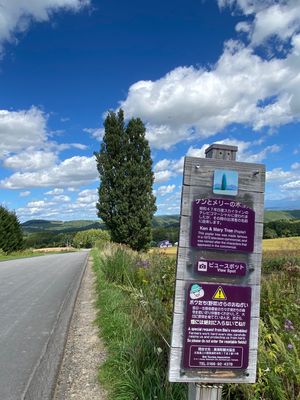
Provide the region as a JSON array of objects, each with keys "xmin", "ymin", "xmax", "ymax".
[
  {"xmin": 264, "ymin": 210, "xmax": 300, "ymax": 222},
  {"xmin": 22, "ymin": 219, "xmax": 105, "ymax": 234},
  {"xmin": 152, "ymin": 215, "xmax": 180, "ymax": 228},
  {"xmin": 21, "ymin": 210, "xmax": 299, "ymax": 235}
]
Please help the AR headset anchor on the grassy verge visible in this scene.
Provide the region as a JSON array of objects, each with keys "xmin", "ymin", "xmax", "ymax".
[
  {"xmin": 0, "ymin": 248, "xmax": 77, "ymax": 261},
  {"xmin": 92, "ymin": 246, "xmax": 187, "ymax": 400},
  {"xmin": 93, "ymin": 244, "xmax": 300, "ymax": 400}
]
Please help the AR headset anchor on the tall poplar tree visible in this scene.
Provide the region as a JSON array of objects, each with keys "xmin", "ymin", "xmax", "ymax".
[{"xmin": 94, "ymin": 109, "xmax": 156, "ymax": 250}]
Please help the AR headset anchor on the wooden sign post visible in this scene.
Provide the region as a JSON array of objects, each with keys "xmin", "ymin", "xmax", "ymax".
[{"xmin": 168, "ymin": 144, "xmax": 265, "ymax": 400}]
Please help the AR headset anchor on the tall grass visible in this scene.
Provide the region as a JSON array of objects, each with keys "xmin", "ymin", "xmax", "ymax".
[
  {"xmin": 92, "ymin": 246, "xmax": 187, "ymax": 400},
  {"xmin": 93, "ymin": 244, "xmax": 300, "ymax": 400},
  {"xmin": 224, "ymin": 257, "xmax": 300, "ymax": 400}
]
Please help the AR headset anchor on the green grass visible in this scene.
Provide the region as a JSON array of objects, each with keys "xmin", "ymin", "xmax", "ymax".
[
  {"xmin": 0, "ymin": 248, "xmax": 76, "ymax": 261},
  {"xmin": 92, "ymin": 246, "xmax": 187, "ymax": 400},
  {"xmin": 92, "ymin": 245, "xmax": 300, "ymax": 400},
  {"xmin": 0, "ymin": 249, "xmax": 44, "ymax": 261},
  {"xmin": 224, "ymin": 266, "xmax": 300, "ymax": 400}
]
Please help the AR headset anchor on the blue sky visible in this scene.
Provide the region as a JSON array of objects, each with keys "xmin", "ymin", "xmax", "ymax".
[{"xmin": 0, "ymin": 0, "xmax": 299, "ymax": 221}]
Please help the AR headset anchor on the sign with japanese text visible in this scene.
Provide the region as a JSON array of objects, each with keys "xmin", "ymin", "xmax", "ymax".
[
  {"xmin": 191, "ymin": 198, "xmax": 255, "ymax": 252},
  {"xmin": 168, "ymin": 145, "xmax": 265, "ymax": 384},
  {"xmin": 195, "ymin": 259, "xmax": 247, "ymax": 276},
  {"xmin": 183, "ymin": 283, "xmax": 251, "ymax": 369}
]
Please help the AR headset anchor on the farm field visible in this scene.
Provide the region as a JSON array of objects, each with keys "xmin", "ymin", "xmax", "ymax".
[
  {"xmin": 263, "ymin": 236, "xmax": 300, "ymax": 252},
  {"xmin": 153, "ymin": 236, "xmax": 300, "ymax": 256}
]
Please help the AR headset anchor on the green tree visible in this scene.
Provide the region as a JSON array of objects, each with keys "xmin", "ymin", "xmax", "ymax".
[
  {"xmin": 0, "ymin": 206, "xmax": 24, "ymax": 253},
  {"xmin": 95, "ymin": 109, "xmax": 156, "ymax": 251},
  {"xmin": 73, "ymin": 229, "xmax": 110, "ymax": 248}
]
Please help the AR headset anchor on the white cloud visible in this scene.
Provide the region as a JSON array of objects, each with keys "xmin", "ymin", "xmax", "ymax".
[
  {"xmin": 76, "ymin": 189, "xmax": 98, "ymax": 204},
  {"xmin": 1, "ymin": 156, "xmax": 98, "ymax": 189},
  {"xmin": 156, "ymin": 184, "xmax": 176, "ymax": 197},
  {"xmin": 53, "ymin": 195, "xmax": 71, "ymax": 202},
  {"xmin": 154, "ymin": 170, "xmax": 174, "ymax": 183},
  {"xmin": 19, "ymin": 191, "xmax": 30, "ymax": 197},
  {"xmin": 3, "ymin": 150, "xmax": 57, "ymax": 171},
  {"xmin": 186, "ymin": 144, "xmax": 209, "ymax": 158},
  {"xmin": 45, "ymin": 188, "xmax": 64, "ymax": 195},
  {"xmin": 0, "ymin": 0, "xmax": 90, "ymax": 54},
  {"xmin": 17, "ymin": 187, "xmax": 99, "ymax": 221},
  {"xmin": 0, "ymin": 107, "xmax": 47, "ymax": 158},
  {"xmin": 120, "ymin": 36, "xmax": 300, "ymax": 149},
  {"xmin": 219, "ymin": 1, "xmax": 300, "ymax": 46},
  {"xmin": 84, "ymin": 127, "xmax": 104, "ymax": 142},
  {"xmin": 266, "ymin": 167, "xmax": 295, "ymax": 181},
  {"xmin": 153, "ymin": 140, "xmax": 279, "ymax": 186},
  {"xmin": 217, "ymin": 138, "xmax": 281, "ymax": 162},
  {"xmin": 282, "ymin": 180, "xmax": 300, "ymax": 189},
  {"xmin": 264, "ymin": 164, "xmax": 300, "ymax": 202},
  {"xmin": 291, "ymin": 162, "xmax": 300, "ymax": 170}
]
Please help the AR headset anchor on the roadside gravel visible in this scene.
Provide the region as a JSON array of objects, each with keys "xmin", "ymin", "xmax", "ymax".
[{"xmin": 53, "ymin": 257, "xmax": 107, "ymax": 400}]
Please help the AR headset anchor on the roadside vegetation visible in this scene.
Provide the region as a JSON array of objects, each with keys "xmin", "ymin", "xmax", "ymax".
[
  {"xmin": 0, "ymin": 248, "xmax": 77, "ymax": 261},
  {"xmin": 0, "ymin": 205, "xmax": 23, "ymax": 253},
  {"xmin": 93, "ymin": 239, "xmax": 300, "ymax": 400}
]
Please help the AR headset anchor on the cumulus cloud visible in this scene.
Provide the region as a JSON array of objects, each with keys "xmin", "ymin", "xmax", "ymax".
[
  {"xmin": 17, "ymin": 186, "xmax": 100, "ymax": 221},
  {"xmin": 156, "ymin": 184, "xmax": 176, "ymax": 197},
  {"xmin": 76, "ymin": 189, "xmax": 98, "ymax": 205},
  {"xmin": 153, "ymin": 140, "xmax": 278, "ymax": 185},
  {"xmin": 53, "ymin": 195, "xmax": 71, "ymax": 202},
  {"xmin": 266, "ymin": 167, "xmax": 295, "ymax": 181},
  {"xmin": 216, "ymin": 138, "xmax": 281, "ymax": 162},
  {"xmin": 1, "ymin": 156, "xmax": 98, "ymax": 189},
  {"xmin": 154, "ymin": 170, "xmax": 175, "ymax": 183},
  {"xmin": 282, "ymin": 180, "xmax": 300, "ymax": 189},
  {"xmin": 120, "ymin": 35, "xmax": 300, "ymax": 149},
  {"xmin": 219, "ymin": 0, "xmax": 300, "ymax": 46},
  {"xmin": 45, "ymin": 188, "xmax": 64, "ymax": 195},
  {"xmin": 84, "ymin": 127, "xmax": 105, "ymax": 142},
  {"xmin": 0, "ymin": 107, "xmax": 48, "ymax": 158},
  {"xmin": 3, "ymin": 150, "xmax": 58, "ymax": 171},
  {"xmin": 0, "ymin": 0, "xmax": 90, "ymax": 54}
]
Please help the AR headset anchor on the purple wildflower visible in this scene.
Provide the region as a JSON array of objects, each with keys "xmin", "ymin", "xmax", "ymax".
[
  {"xmin": 284, "ymin": 319, "xmax": 294, "ymax": 331},
  {"xmin": 287, "ymin": 343, "xmax": 293, "ymax": 350},
  {"xmin": 137, "ymin": 259, "xmax": 150, "ymax": 269}
]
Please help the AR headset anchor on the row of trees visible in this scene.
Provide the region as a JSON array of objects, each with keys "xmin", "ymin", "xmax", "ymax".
[
  {"xmin": 264, "ymin": 220, "xmax": 300, "ymax": 239},
  {"xmin": 0, "ymin": 206, "xmax": 23, "ymax": 253}
]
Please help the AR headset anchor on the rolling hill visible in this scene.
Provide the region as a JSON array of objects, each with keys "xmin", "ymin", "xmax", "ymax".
[{"xmin": 21, "ymin": 210, "xmax": 300, "ymax": 235}]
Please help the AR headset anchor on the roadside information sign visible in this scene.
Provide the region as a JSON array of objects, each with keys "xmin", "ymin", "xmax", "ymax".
[
  {"xmin": 191, "ymin": 199, "xmax": 255, "ymax": 252},
  {"xmin": 195, "ymin": 260, "xmax": 247, "ymax": 277},
  {"xmin": 183, "ymin": 283, "xmax": 251, "ymax": 370},
  {"xmin": 168, "ymin": 144, "xmax": 265, "ymax": 385}
]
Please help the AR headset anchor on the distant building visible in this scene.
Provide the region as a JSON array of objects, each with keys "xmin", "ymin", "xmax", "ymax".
[{"xmin": 158, "ymin": 240, "xmax": 173, "ymax": 248}]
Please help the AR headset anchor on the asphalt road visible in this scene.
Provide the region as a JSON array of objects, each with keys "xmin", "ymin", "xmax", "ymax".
[{"xmin": 0, "ymin": 251, "xmax": 89, "ymax": 400}]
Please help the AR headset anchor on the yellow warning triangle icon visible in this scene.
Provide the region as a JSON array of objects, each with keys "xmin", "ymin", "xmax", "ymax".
[{"xmin": 213, "ymin": 286, "xmax": 227, "ymax": 300}]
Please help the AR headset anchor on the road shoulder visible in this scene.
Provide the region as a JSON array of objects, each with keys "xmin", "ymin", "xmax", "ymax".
[{"xmin": 54, "ymin": 257, "xmax": 107, "ymax": 400}]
